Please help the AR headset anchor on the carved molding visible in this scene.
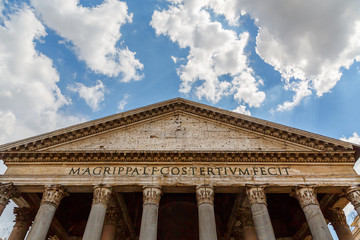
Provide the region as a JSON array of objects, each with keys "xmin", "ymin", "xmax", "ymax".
[
  {"xmin": 196, "ymin": 185, "xmax": 214, "ymax": 205},
  {"xmin": 104, "ymin": 206, "xmax": 121, "ymax": 225},
  {"xmin": 41, "ymin": 185, "xmax": 67, "ymax": 207},
  {"xmin": 1, "ymin": 151, "xmax": 355, "ymax": 163},
  {"xmin": 0, "ymin": 182, "xmax": 20, "ymax": 206},
  {"xmin": 13, "ymin": 207, "xmax": 34, "ymax": 228},
  {"xmin": 93, "ymin": 185, "xmax": 112, "ymax": 205},
  {"xmin": 0, "ymin": 101, "xmax": 352, "ymax": 154},
  {"xmin": 246, "ymin": 185, "xmax": 267, "ymax": 205},
  {"xmin": 143, "ymin": 186, "xmax": 162, "ymax": 206},
  {"xmin": 236, "ymin": 207, "xmax": 254, "ymax": 227},
  {"xmin": 326, "ymin": 208, "xmax": 347, "ymax": 227},
  {"xmin": 345, "ymin": 186, "xmax": 360, "ymax": 208},
  {"xmin": 292, "ymin": 185, "xmax": 319, "ymax": 208}
]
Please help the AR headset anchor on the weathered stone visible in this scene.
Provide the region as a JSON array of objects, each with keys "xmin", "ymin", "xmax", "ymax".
[
  {"xmin": 292, "ymin": 186, "xmax": 333, "ymax": 240},
  {"xmin": 139, "ymin": 186, "xmax": 162, "ymax": 240},
  {"xmin": 26, "ymin": 185, "xmax": 66, "ymax": 240},
  {"xmin": 83, "ymin": 185, "xmax": 112, "ymax": 240}
]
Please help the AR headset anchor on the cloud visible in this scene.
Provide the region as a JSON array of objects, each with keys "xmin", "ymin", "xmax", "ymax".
[
  {"xmin": 118, "ymin": 94, "xmax": 129, "ymax": 112},
  {"xmin": 68, "ymin": 80, "xmax": 106, "ymax": 112},
  {"xmin": 232, "ymin": 105, "xmax": 251, "ymax": 116},
  {"xmin": 209, "ymin": 0, "xmax": 360, "ymax": 110},
  {"xmin": 31, "ymin": 0, "xmax": 144, "ymax": 82},
  {"xmin": 151, "ymin": 0, "xmax": 265, "ymax": 111},
  {"xmin": 341, "ymin": 132, "xmax": 360, "ymax": 145},
  {"xmin": 0, "ymin": 6, "xmax": 84, "ymax": 144}
]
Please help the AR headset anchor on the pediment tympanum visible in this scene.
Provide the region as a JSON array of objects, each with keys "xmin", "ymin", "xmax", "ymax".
[{"xmin": 46, "ymin": 113, "xmax": 313, "ymax": 152}]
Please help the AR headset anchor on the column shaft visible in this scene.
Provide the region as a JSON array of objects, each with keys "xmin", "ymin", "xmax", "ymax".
[
  {"xmin": 139, "ymin": 186, "xmax": 162, "ymax": 240},
  {"xmin": 196, "ymin": 185, "xmax": 217, "ymax": 240},
  {"xmin": 26, "ymin": 185, "xmax": 67, "ymax": 240},
  {"xmin": 26, "ymin": 204, "xmax": 57, "ymax": 240},
  {"xmin": 83, "ymin": 185, "xmax": 112, "ymax": 240},
  {"xmin": 293, "ymin": 186, "xmax": 333, "ymax": 240},
  {"xmin": 246, "ymin": 186, "xmax": 275, "ymax": 240}
]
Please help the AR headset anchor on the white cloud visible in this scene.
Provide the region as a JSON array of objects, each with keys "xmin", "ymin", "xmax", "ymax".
[
  {"xmin": 151, "ymin": 0, "xmax": 265, "ymax": 111},
  {"xmin": 232, "ymin": 105, "xmax": 251, "ymax": 116},
  {"xmin": 31, "ymin": 0, "xmax": 144, "ymax": 82},
  {"xmin": 341, "ymin": 132, "xmax": 360, "ymax": 145},
  {"xmin": 0, "ymin": 6, "xmax": 84, "ymax": 144},
  {"xmin": 69, "ymin": 80, "xmax": 106, "ymax": 112},
  {"xmin": 209, "ymin": 0, "xmax": 360, "ymax": 110},
  {"xmin": 118, "ymin": 94, "xmax": 129, "ymax": 112},
  {"xmin": 0, "ymin": 6, "xmax": 85, "ymax": 238}
]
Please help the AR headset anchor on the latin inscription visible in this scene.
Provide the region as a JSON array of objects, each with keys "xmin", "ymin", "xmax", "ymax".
[{"xmin": 68, "ymin": 166, "xmax": 291, "ymax": 176}]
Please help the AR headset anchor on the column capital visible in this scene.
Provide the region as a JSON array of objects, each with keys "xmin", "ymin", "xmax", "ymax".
[
  {"xmin": 104, "ymin": 206, "xmax": 121, "ymax": 225},
  {"xmin": 326, "ymin": 208, "xmax": 347, "ymax": 227},
  {"xmin": 291, "ymin": 185, "xmax": 319, "ymax": 208},
  {"xmin": 143, "ymin": 186, "xmax": 162, "ymax": 206},
  {"xmin": 246, "ymin": 185, "xmax": 267, "ymax": 205},
  {"xmin": 13, "ymin": 207, "xmax": 34, "ymax": 229},
  {"xmin": 41, "ymin": 185, "xmax": 67, "ymax": 207},
  {"xmin": 93, "ymin": 185, "xmax": 112, "ymax": 205},
  {"xmin": 196, "ymin": 185, "xmax": 214, "ymax": 205},
  {"xmin": 345, "ymin": 186, "xmax": 360, "ymax": 208},
  {"xmin": 236, "ymin": 207, "xmax": 254, "ymax": 227},
  {"xmin": 0, "ymin": 182, "xmax": 20, "ymax": 206}
]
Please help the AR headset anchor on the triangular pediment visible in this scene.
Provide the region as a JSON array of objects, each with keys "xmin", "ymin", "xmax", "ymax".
[
  {"xmin": 0, "ymin": 98, "xmax": 358, "ymax": 161},
  {"xmin": 46, "ymin": 112, "xmax": 313, "ymax": 152}
]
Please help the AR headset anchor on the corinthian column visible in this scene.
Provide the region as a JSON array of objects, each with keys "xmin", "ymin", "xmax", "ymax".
[
  {"xmin": 327, "ymin": 208, "xmax": 354, "ymax": 240},
  {"xmin": 292, "ymin": 186, "xmax": 333, "ymax": 240},
  {"xmin": 26, "ymin": 185, "xmax": 67, "ymax": 240},
  {"xmin": 196, "ymin": 185, "xmax": 217, "ymax": 240},
  {"xmin": 8, "ymin": 207, "xmax": 34, "ymax": 240},
  {"xmin": 101, "ymin": 206, "xmax": 120, "ymax": 240},
  {"xmin": 0, "ymin": 182, "xmax": 20, "ymax": 216},
  {"xmin": 139, "ymin": 186, "xmax": 162, "ymax": 240},
  {"xmin": 246, "ymin": 185, "xmax": 275, "ymax": 240},
  {"xmin": 83, "ymin": 185, "xmax": 112, "ymax": 240},
  {"xmin": 346, "ymin": 186, "xmax": 360, "ymax": 216},
  {"xmin": 237, "ymin": 208, "xmax": 257, "ymax": 240}
]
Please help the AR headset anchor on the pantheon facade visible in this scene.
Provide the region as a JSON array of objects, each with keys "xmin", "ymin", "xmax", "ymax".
[{"xmin": 1, "ymin": 98, "xmax": 360, "ymax": 240}]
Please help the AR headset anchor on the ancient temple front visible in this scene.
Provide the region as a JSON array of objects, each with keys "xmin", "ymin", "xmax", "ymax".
[{"xmin": 0, "ymin": 98, "xmax": 360, "ymax": 240}]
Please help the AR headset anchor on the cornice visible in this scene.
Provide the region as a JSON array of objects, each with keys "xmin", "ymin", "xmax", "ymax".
[
  {"xmin": 0, "ymin": 151, "xmax": 355, "ymax": 163},
  {"xmin": 0, "ymin": 98, "xmax": 356, "ymax": 154}
]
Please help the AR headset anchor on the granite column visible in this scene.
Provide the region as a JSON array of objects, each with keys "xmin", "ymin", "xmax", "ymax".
[
  {"xmin": 139, "ymin": 186, "xmax": 162, "ymax": 240},
  {"xmin": 83, "ymin": 185, "xmax": 112, "ymax": 240},
  {"xmin": 292, "ymin": 185, "xmax": 333, "ymax": 240},
  {"xmin": 196, "ymin": 185, "xmax": 218, "ymax": 240},
  {"xmin": 246, "ymin": 185, "xmax": 275, "ymax": 240},
  {"xmin": 26, "ymin": 185, "xmax": 67, "ymax": 240}
]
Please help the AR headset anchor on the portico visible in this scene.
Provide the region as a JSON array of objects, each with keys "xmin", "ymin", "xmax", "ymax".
[{"xmin": 0, "ymin": 98, "xmax": 359, "ymax": 240}]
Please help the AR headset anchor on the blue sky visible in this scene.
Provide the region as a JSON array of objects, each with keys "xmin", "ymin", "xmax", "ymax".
[{"xmin": 0, "ymin": 0, "xmax": 360, "ymax": 237}]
